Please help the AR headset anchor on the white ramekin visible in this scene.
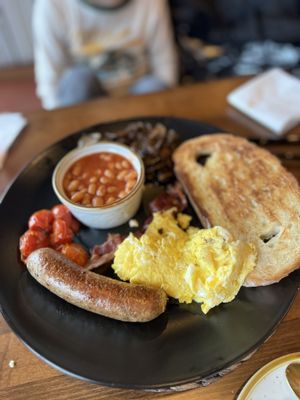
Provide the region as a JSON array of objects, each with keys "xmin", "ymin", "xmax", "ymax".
[{"xmin": 52, "ymin": 142, "xmax": 145, "ymax": 229}]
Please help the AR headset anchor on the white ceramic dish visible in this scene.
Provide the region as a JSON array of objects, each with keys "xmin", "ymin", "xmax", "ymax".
[
  {"xmin": 52, "ymin": 142, "xmax": 145, "ymax": 229},
  {"xmin": 237, "ymin": 353, "xmax": 300, "ymax": 400}
]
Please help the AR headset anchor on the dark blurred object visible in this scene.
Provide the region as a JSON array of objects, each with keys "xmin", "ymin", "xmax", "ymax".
[
  {"xmin": 100, "ymin": 122, "xmax": 179, "ymax": 184},
  {"xmin": 169, "ymin": 0, "xmax": 300, "ymax": 81}
]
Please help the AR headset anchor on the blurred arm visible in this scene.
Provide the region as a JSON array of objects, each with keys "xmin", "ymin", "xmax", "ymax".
[
  {"xmin": 32, "ymin": 0, "xmax": 71, "ymax": 109},
  {"xmin": 146, "ymin": 0, "xmax": 179, "ymax": 87}
]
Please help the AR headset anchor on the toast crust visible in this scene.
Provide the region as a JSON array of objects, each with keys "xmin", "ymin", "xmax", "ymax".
[{"xmin": 173, "ymin": 134, "xmax": 300, "ymax": 287}]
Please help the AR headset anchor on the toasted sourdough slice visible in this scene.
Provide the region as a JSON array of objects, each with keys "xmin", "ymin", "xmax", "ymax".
[{"xmin": 173, "ymin": 133, "xmax": 300, "ymax": 287}]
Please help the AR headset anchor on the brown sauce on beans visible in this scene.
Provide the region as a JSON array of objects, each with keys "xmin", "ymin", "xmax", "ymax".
[{"xmin": 63, "ymin": 152, "xmax": 138, "ymax": 207}]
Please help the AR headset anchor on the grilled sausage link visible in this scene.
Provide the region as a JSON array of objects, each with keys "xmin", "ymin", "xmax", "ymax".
[{"xmin": 26, "ymin": 248, "xmax": 167, "ymax": 322}]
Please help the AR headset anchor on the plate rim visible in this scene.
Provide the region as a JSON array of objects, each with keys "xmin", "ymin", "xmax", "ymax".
[
  {"xmin": 1, "ymin": 291, "xmax": 298, "ymax": 391},
  {"xmin": 237, "ymin": 352, "xmax": 300, "ymax": 400}
]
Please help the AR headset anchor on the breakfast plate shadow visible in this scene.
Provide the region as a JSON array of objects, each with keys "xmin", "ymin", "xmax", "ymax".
[{"xmin": 0, "ymin": 117, "xmax": 299, "ymax": 392}]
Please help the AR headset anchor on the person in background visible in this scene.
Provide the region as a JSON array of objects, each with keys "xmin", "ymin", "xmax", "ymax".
[{"xmin": 33, "ymin": 0, "xmax": 178, "ymax": 109}]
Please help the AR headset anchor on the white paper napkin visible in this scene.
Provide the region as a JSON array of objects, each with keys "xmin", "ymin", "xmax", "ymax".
[
  {"xmin": 0, "ymin": 113, "xmax": 27, "ymax": 169},
  {"xmin": 227, "ymin": 68, "xmax": 300, "ymax": 135}
]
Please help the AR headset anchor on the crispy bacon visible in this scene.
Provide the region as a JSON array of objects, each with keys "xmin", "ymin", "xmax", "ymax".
[
  {"xmin": 133, "ymin": 230, "xmax": 143, "ymax": 239},
  {"xmin": 92, "ymin": 233, "xmax": 124, "ymax": 256},
  {"xmin": 84, "ymin": 233, "xmax": 124, "ymax": 271},
  {"xmin": 167, "ymin": 182, "xmax": 188, "ymax": 211},
  {"xmin": 149, "ymin": 193, "xmax": 178, "ymax": 214},
  {"xmin": 149, "ymin": 182, "xmax": 188, "ymax": 214}
]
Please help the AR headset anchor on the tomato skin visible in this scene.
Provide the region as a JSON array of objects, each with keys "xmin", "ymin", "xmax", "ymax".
[
  {"xmin": 58, "ymin": 243, "xmax": 89, "ymax": 267},
  {"xmin": 20, "ymin": 204, "xmax": 81, "ymax": 262},
  {"xmin": 51, "ymin": 204, "xmax": 80, "ymax": 233},
  {"xmin": 19, "ymin": 229, "xmax": 50, "ymax": 260},
  {"xmin": 51, "ymin": 204, "xmax": 71, "ymax": 222},
  {"xmin": 28, "ymin": 210, "xmax": 54, "ymax": 232},
  {"xmin": 50, "ymin": 218, "xmax": 74, "ymax": 247}
]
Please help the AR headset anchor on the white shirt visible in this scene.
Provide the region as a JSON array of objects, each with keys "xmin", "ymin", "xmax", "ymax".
[{"xmin": 33, "ymin": 0, "xmax": 178, "ymax": 109}]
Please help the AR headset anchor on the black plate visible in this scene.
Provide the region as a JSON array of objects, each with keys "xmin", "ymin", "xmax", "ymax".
[{"xmin": 0, "ymin": 117, "xmax": 299, "ymax": 391}]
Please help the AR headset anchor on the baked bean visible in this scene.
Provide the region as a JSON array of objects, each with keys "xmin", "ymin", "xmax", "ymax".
[
  {"xmin": 100, "ymin": 154, "xmax": 111, "ymax": 161},
  {"xmin": 106, "ymin": 196, "xmax": 116, "ymax": 205},
  {"xmin": 92, "ymin": 197, "xmax": 104, "ymax": 207},
  {"xmin": 68, "ymin": 180, "xmax": 80, "ymax": 192},
  {"xmin": 100, "ymin": 176, "xmax": 109, "ymax": 185},
  {"xmin": 89, "ymin": 176, "xmax": 97, "ymax": 183},
  {"xmin": 72, "ymin": 163, "xmax": 82, "ymax": 176},
  {"xmin": 63, "ymin": 152, "xmax": 138, "ymax": 207},
  {"xmin": 127, "ymin": 171, "xmax": 137, "ymax": 180},
  {"xmin": 88, "ymin": 183, "xmax": 97, "ymax": 195},
  {"xmin": 82, "ymin": 193, "xmax": 92, "ymax": 206},
  {"xmin": 104, "ymin": 169, "xmax": 113, "ymax": 178},
  {"xmin": 117, "ymin": 170, "xmax": 127, "ymax": 180},
  {"xmin": 71, "ymin": 190, "xmax": 85, "ymax": 203},
  {"xmin": 122, "ymin": 160, "xmax": 130, "ymax": 168},
  {"xmin": 96, "ymin": 185, "xmax": 106, "ymax": 197},
  {"xmin": 126, "ymin": 180, "xmax": 136, "ymax": 190},
  {"xmin": 118, "ymin": 191, "xmax": 127, "ymax": 199},
  {"xmin": 125, "ymin": 185, "xmax": 132, "ymax": 194}
]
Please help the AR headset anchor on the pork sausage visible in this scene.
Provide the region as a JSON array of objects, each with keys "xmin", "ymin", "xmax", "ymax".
[{"xmin": 26, "ymin": 248, "xmax": 167, "ymax": 322}]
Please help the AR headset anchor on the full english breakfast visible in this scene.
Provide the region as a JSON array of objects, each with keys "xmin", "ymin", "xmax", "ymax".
[{"xmin": 18, "ymin": 128, "xmax": 300, "ymax": 322}]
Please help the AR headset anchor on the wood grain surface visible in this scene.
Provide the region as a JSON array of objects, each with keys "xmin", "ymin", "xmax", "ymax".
[{"xmin": 1, "ymin": 77, "xmax": 300, "ymax": 399}]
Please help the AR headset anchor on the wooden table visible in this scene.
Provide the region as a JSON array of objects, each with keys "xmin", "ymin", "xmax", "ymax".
[{"xmin": 1, "ymin": 76, "xmax": 300, "ymax": 400}]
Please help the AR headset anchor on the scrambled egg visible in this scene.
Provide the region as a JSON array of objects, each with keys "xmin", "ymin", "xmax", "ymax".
[{"xmin": 112, "ymin": 210, "xmax": 257, "ymax": 313}]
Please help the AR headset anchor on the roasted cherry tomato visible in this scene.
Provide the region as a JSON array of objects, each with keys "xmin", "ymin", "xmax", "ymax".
[
  {"xmin": 19, "ymin": 229, "xmax": 50, "ymax": 260},
  {"xmin": 28, "ymin": 209, "xmax": 54, "ymax": 232},
  {"xmin": 51, "ymin": 204, "xmax": 80, "ymax": 233},
  {"xmin": 58, "ymin": 243, "xmax": 89, "ymax": 267},
  {"xmin": 50, "ymin": 218, "xmax": 74, "ymax": 247}
]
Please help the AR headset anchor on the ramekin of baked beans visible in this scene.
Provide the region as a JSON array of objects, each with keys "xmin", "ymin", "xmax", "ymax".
[
  {"xmin": 52, "ymin": 142, "xmax": 144, "ymax": 229},
  {"xmin": 63, "ymin": 152, "xmax": 138, "ymax": 207}
]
